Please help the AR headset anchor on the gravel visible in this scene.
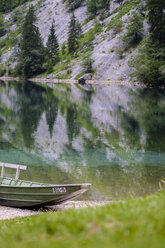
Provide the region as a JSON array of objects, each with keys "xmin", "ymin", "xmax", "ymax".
[
  {"xmin": 0, "ymin": 201, "xmax": 110, "ymax": 220},
  {"xmin": 0, "ymin": 205, "xmax": 42, "ymax": 220}
]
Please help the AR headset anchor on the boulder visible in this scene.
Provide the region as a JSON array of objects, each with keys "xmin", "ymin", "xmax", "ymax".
[{"xmin": 78, "ymin": 73, "xmax": 92, "ymax": 85}]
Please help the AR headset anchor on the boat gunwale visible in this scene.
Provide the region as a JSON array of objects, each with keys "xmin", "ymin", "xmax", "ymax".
[
  {"xmin": 0, "ymin": 184, "xmax": 91, "ymax": 189},
  {"xmin": 0, "ymin": 177, "xmax": 91, "ymax": 189}
]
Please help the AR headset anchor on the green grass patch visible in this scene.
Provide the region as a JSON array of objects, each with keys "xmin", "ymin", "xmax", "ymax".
[{"xmin": 0, "ymin": 191, "xmax": 165, "ymax": 248}]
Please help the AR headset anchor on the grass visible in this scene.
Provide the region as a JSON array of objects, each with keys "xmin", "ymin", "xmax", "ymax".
[{"xmin": 0, "ymin": 191, "xmax": 165, "ymax": 248}]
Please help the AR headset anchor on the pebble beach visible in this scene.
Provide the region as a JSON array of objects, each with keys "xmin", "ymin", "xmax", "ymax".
[{"xmin": 0, "ymin": 201, "xmax": 109, "ymax": 220}]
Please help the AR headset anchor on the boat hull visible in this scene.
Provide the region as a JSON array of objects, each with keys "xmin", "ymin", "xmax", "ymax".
[{"xmin": 0, "ymin": 178, "xmax": 91, "ymax": 208}]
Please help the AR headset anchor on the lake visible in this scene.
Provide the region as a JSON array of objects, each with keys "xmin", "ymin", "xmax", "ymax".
[{"xmin": 0, "ymin": 79, "xmax": 165, "ymax": 200}]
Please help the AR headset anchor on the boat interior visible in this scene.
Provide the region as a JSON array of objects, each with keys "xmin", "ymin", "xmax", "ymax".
[{"xmin": 0, "ymin": 177, "xmax": 50, "ymax": 187}]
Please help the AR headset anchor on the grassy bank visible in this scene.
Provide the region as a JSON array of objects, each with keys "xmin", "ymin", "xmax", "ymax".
[{"xmin": 0, "ymin": 191, "xmax": 165, "ymax": 248}]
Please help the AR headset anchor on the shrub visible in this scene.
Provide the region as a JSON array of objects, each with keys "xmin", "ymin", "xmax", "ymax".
[
  {"xmin": 129, "ymin": 37, "xmax": 165, "ymax": 85},
  {"xmin": 0, "ymin": 65, "xmax": 6, "ymax": 76},
  {"xmin": 112, "ymin": 19, "xmax": 123, "ymax": 34},
  {"xmin": 123, "ymin": 11, "xmax": 144, "ymax": 47},
  {"xmin": 116, "ymin": 48, "xmax": 125, "ymax": 59},
  {"xmin": 64, "ymin": 0, "xmax": 85, "ymax": 11},
  {"xmin": 82, "ymin": 54, "xmax": 94, "ymax": 73}
]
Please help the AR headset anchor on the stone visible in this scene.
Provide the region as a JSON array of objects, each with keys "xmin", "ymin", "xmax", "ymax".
[{"xmin": 78, "ymin": 73, "xmax": 92, "ymax": 85}]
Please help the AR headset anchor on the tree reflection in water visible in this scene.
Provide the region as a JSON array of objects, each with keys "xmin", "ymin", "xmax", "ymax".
[{"xmin": 0, "ymin": 80, "xmax": 165, "ymax": 200}]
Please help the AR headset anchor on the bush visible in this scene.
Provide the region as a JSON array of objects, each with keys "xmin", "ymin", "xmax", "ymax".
[
  {"xmin": 112, "ymin": 19, "xmax": 123, "ymax": 34},
  {"xmin": 99, "ymin": 10, "xmax": 109, "ymax": 21},
  {"xmin": 82, "ymin": 54, "xmax": 94, "ymax": 73},
  {"xmin": 46, "ymin": 60, "xmax": 53, "ymax": 74},
  {"xmin": 123, "ymin": 11, "xmax": 144, "ymax": 47},
  {"xmin": 116, "ymin": 48, "xmax": 125, "ymax": 59},
  {"xmin": 159, "ymin": 65, "xmax": 165, "ymax": 81},
  {"xmin": 61, "ymin": 43, "xmax": 66, "ymax": 55},
  {"xmin": 0, "ymin": 65, "xmax": 6, "ymax": 76},
  {"xmin": 129, "ymin": 37, "xmax": 165, "ymax": 85},
  {"xmin": 0, "ymin": 13, "xmax": 6, "ymax": 37},
  {"xmin": 64, "ymin": 0, "xmax": 85, "ymax": 11}
]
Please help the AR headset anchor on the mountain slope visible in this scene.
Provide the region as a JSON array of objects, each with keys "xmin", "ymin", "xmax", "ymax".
[{"xmin": 0, "ymin": 0, "xmax": 148, "ymax": 81}]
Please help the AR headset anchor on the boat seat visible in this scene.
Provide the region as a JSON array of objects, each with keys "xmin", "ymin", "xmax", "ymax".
[{"xmin": 0, "ymin": 162, "xmax": 27, "ymax": 180}]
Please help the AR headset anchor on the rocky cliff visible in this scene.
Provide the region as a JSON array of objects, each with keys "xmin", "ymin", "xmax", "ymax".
[{"xmin": 0, "ymin": 0, "xmax": 147, "ymax": 81}]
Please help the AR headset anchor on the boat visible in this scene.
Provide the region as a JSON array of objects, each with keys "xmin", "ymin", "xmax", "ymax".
[{"xmin": 0, "ymin": 162, "xmax": 91, "ymax": 208}]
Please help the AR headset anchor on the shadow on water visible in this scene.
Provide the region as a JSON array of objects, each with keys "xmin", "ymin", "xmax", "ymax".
[{"xmin": 1, "ymin": 80, "xmax": 165, "ymax": 200}]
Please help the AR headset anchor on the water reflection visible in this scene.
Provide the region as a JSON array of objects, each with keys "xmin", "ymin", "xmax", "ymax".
[
  {"xmin": 45, "ymin": 87, "xmax": 59, "ymax": 138},
  {"xmin": 66, "ymin": 104, "xmax": 80, "ymax": 147},
  {"xmin": 0, "ymin": 80, "xmax": 165, "ymax": 200}
]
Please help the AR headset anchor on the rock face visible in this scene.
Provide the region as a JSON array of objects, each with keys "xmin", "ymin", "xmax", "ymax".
[{"xmin": 0, "ymin": 0, "xmax": 147, "ymax": 81}]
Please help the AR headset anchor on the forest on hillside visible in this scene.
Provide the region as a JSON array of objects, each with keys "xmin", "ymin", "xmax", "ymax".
[
  {"xmin": 0, "ymin": 0, "xmax": 165, "ymax": 85},
  {"xmin": 0, "ymin": 0, "xmax": 31, "ymax": 13}
]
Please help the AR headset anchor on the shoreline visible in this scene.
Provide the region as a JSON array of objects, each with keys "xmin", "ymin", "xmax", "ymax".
[
  {"xmin": 0, "ymin": 76, "xmax": 143, "ymax": 87},
  {"xmin": 0, "ymin": 201, "xmax": 110, "ymax": 220}
]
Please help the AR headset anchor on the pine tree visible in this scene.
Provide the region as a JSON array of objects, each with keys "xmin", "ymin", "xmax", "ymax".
[
  {"xmin": 98, "ymin": 0, "xmax": 110, "ymax": 10},
  {"xmin": 45, "ymin": 88, "xmax": 58, "ymax": 138},
  {"xmin": 123, "ymin": 11, "xmax": 144, "ymax": 46},
  {"xmin": 0, "ymin": 0, "xmax": 29, "ymax": 13},
  {"xmin": 130, "ymin": 37, "xmax": 165, "ymax": 85},
  {"xmin": 82, "ymin": 55, "xmax": 93, "ymax": 73},
  {"xmin": 0, "ymin": 0, "xmax": 7, "ymax": 12},
  {"xmin": 5, "ymin": 0, "xmax": 12, "ymax": 12},
  {"xmin": 17, "ymin": 6, "xmax": 45, "ymax": 77},
  {"xmin": 146, "ymin": 0, "xmax": 165, "ymax": 46},
  {"xmin": 47, "ymin": 19, "xmax": 59, "ymax": 65},
  {"xmin": 0, "ymin": 13, "xmax": 5, "ymax": 37},
  {"xmin": 86, "ymin": 0, "xmax": 98, "ymax": 17},
  {"xmin": 68, "ymin": 13, "xmax": 82, "ymax": 54},
  {"xmin": 87, "ymin": 0, "xmax": 110, "ymax": 18},
  {"xmin": 64, "ymin": 0, "xmax": 85, "ymax": 11}
]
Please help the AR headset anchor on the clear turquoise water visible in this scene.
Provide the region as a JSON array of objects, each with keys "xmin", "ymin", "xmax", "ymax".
[{"xmin": 0, "ymin": 80, "xmax": 165, "ymax": 200}]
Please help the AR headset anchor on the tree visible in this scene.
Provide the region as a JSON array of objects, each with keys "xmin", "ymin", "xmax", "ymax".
[
  {"xmin": 130, "ymin": 36, "xmax": 165, "ymax": 85},
  {"xmin": 0, "ymin": 0, "xmax": 9, "ymax": 12},
  {"xmin": 0, "ymin": 13, "xmax": 5, "ymax": 37},
  {"xmin": 98, "ymin": 0, "xmax": 110, "ymax": 10},
  {"xmin": 17, "ymin": 6, "xmax": 45, "ymax": 77},
  {"xmin": 130, "ymin": 1, "xmax": 165, "ymax": 85},
  {"xmin": 112, "ymin": 19, "xmax": 123, "ymax": 34},
  {"xmin": 66, "ymin": 104, "xmax": 80, "ymax": 146},
  {"xmin": 5, "ymin": 0, "xmax": 12, "ymax": 12},
  {"xmin": 68, "ymin": 13, "xmax": 82, "ymax": 54},
  {"xmin": 45, "ymin": 88, "xmax": 59, "ymax": 138},
  {"xmin": 0, "ymin": 0, "xmax": 29, "ymax": 13},
  {"xmin": 64, "ymin": 0, "xmax": 85, "ymax": 11},
  {"xmin": 86, "ymin": 0, "xmax": 98, "ymax": 17},
  {"xmin": 82, "ymin": 56, "xmax": 94, "ymax": 73},
  {"xmin": 87, "ymin": 0, "xmax": 110, "ymax": 18},
  {"xmin": 47, "ymin": 19, "xmax": 59, "ymax": 65},
  {"xmin": 123, "ymin": 11, "xmax": 144, "ymax": 46},
  {"xmin": 115, "ymin": 0, "xmax": 124, "ymax": 5},
  {"xmin": 146, "ymin": 0, "xmax": 165, "ymax": 46},
  {"xmin": 61, "ymin": 43, "xmax": 66, "ymax": 55}
]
